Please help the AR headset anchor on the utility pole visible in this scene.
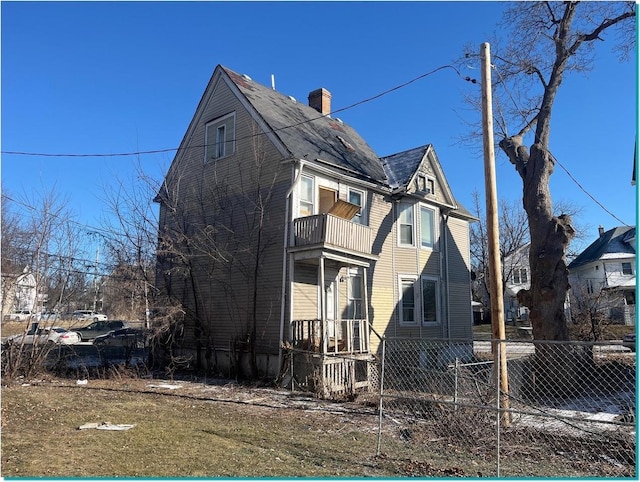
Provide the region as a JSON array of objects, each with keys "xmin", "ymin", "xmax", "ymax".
[{"xmin": 480, "ymin": 42, "xmax": 510, "ymax": 425}]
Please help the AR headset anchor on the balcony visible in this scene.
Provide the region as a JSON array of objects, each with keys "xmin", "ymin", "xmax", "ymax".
[{"xmin": 291, "ymin": 214, "xmax": 373, "ymax": 259}]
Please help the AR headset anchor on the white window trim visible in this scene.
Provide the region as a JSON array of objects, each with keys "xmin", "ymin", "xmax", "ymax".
[
  {"xmin": 397, "ymin": 202, "xmax": 415, "ymax": 248},
  {"xmin": 299, "ymin": 174, "xmax": 315, "ymax": 217},
  {"xmin": 204, "ymin": 112, "xmax": 236, "ymax": 163},
  {"xmin": 421, "ymin": 275, "xmax": 441, "ymax": 326},
  {"xmin": 416, "ymin": 174, "xmax": 436, "ymax": 196},
  {"xmin": 348, "ymin": 187, "xmax": 366, "ymax": 225},
  {"xmin": 398, "ymin": 275, "xmax": 419, "ymax": 326},
  {"xmin": 419, "ymin": 203, "xmax": 437, "ymax": 250}
]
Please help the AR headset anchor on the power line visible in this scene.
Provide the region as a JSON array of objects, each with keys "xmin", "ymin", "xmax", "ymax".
[
  {"xmin": 490, "ymin": 63, "xmax": 631, "ymax": 227},
  {"xmin": 1, "ymin": 65, "xmax": 474, "ymax": 159}
]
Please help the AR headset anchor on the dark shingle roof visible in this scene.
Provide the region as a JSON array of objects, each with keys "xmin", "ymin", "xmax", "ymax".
[
  {"xmin": 380, "ymin": 145, "xmax": 427, "ymax": 190},
  {"xmin": 223, "ymin": 67, "xmax": 388, "ymax": 184},
  {"xmin": 568, "ymin": 226, "xmax": 636, "ymax": 270}
]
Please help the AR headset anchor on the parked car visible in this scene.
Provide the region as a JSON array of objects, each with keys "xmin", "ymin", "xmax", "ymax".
[
  {"xmin": 623, "ymin": 333, "xmax": 635, "ymax": 352},
  {"xmin": 4, "ymin": 325, "xmax": 80, "ymax": 345},
  {"xmin": 39, "ymin": 311, "xmax": 60, "ymax": 322},
  {"xmin": 75, "ymin": 320, "xmax": 129, "ymax": 342},
  {"xmin": 93, "ymin": 327, "xmax": 149, "ymax": 348},
  {"xmin": 72, "ymin": 310, "xmax": 108, "ymax": 322},
  {"xmin": 3, "ymin": 310, "xmax": 36, "ymax": 322}
]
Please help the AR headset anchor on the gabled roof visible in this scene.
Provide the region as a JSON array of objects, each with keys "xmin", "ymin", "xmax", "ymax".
[
  {"xmin": 163, "ymin": 64, "xmax": 472, "ymax": 217},
  {"xmin": 568, "ymin": 226, "xmax": 636, "ymax": 270},
  {"xmin": 221, "ymin": 66, "xmax": 388, "ymax": 184}
]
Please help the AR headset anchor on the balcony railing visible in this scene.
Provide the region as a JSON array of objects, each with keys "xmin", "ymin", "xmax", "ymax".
[
  {"xmin": 290, "ymin": 318, "xmax": 369, "ymax": 355},
  {"xmin": 291, "ymin": 214, "xmax": 372, "ymax": 256}
]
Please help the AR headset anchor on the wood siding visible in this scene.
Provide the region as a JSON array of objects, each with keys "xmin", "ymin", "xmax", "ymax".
[{"xmin": 158, "ymin": 78, "xmax": 290, "ymax": 356}]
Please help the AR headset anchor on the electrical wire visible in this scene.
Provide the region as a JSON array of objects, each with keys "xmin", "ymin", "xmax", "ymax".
[{"xmin": 1, "ymin": 65, "xmax": 475, "ymax": 159}]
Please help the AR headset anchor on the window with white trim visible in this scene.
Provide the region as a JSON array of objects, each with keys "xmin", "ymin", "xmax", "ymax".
[
  {"xmin": 420, "ymin": 205, "xmax": 435, "ymax": 249},
  {"xmin": 416, "ymin": 175, "xmax": 435, "ymax": 195},
  {"xmin": 346, "ymin": 273, "xmax": 363, "ymax": 319},
  {"xmin": 205, "ymin": 113, "xmax": 235, "ymax": 162},
  {"xmin": 398, "ymin": 202, "xmax": 414, "ymax": 246},
  {"xmin": 622, "ymin": 262, "xmax": 633, "ymax": 275},
  {"xmin": 299, "ymin": 175, "xmax": 314, "ymax": 216},
  {"xmin": 348, "ymin": 188, "xmax": 365, "ymax": 224},
  {"xmin": 399, "ymin": 276, "xmax": 418, "ymax": 325},
  {"xmin": 421, "ymin": 276, "xmax": 440, "ymax": 325}
]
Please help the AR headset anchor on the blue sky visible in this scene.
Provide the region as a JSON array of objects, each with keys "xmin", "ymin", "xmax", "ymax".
[{"xmin": 2, "ymin": 1, "xmax": 637, "ymax": 257}]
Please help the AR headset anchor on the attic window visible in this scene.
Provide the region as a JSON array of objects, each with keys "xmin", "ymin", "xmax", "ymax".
[
  {"xmin": 337, "ymin": 135, "xmax": 355, "ymax": 152},
  {"xmin": 416, "ymin": 175, "xmax": 435, "ymax": 195},
  {"xmin": 205, "ymin": 113, "xmax": 236, "ymax": 162}
]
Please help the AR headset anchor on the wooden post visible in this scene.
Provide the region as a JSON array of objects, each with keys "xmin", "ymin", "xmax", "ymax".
[{"xmin": 480, "ymin": 42, "xmax": 511, "ymax": 425}]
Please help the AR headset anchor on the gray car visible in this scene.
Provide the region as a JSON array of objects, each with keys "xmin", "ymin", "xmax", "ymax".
[{"xmin": 75, "ymin": 320, "xmax": 129, "ymax": 342}]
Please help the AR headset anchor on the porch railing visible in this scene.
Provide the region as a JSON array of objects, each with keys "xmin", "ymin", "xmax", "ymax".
[
  {"xmin": 290, "ymin": 318, "xmax": 369, "ymax": 355},
  {"xmin": 292, "ymin": 214, "xmax": 371, "ymax": 255}
]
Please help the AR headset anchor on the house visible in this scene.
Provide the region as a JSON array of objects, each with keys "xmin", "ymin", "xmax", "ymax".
[
  {"xmin": 503, "ymin": 243, "xmax": 531, "ymax": 323},
  {"xmin": 155, "ymin": 65, "xmax": 476, "ymax": 396},
  {"xmin": 568, "ymin": 226, "xmax": 636, "ymax": 325},
  {"xmin": 1, "ymin": 267, "xmax": 37, "ymax": 318}
]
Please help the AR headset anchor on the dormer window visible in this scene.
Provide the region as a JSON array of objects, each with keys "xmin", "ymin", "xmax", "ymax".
[
  {"xmin": 205, "ymin": 112, "xmax": 236, "ymax": 162},
  {"xmin": 416, "ymin": 175, "xmax": 435, "ymax": 195}
]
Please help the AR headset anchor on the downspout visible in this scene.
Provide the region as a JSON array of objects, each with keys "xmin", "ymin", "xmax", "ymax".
[
  {"xmin": 278, "ymin": 159, "xmax": 305, "ymax": 377},
  {"xmin": 443, "ymin": 211, "xmax": 451, "ymax": 340}
]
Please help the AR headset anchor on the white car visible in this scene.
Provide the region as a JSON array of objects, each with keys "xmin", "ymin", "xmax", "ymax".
[
  {"xmin": 72, "ymin": 310, "xmax": 108, "ymax": 322},
  {"xmin": 4, "ymin": 326, "xmax": 81, "ymax": 345},
  {"xmin": 4, "ymin": 310, "xmax": 36, "ymax": 322}
]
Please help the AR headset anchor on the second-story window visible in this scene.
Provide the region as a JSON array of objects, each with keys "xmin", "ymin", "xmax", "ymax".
[
  {"xmin": 398, "ymin": 202, "xmax": 414, "ymax": 247},
  {"xmin": 205, "ymin": 112, "xmax": 235, "ymax": 162},
  {"xmin": 622, "ymin": 262, "xmax": 633, "ymax": 275},
  {"xmin": 348, "ymin": 188, "xmax": 364, "ymax": 224},
  {"xmin": 420, "ymin": 205, "xmax": 435, "ymax": 249},
  {"xmin": 299, "ymin": 175, "xmax": 314, "ymax": 216}
]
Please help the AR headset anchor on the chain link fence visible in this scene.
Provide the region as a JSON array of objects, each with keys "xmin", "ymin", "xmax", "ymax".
[{"xmin": 376, "ymin": 338, "xmax": 636, "ymax": 477}]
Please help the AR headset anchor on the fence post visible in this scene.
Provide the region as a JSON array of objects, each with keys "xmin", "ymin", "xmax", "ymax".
[
  {"xmin": 376, "ymin": 337, "xmax": 386, "ymax": 456},
  {"xmin": 454, "ymin": 357, "xmax": 459, "ymax": 411}
]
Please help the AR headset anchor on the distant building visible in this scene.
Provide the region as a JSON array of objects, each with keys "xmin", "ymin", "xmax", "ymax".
[{"xmin": 568, "ymin": 226, "xmax": 636, "ymax": 325}]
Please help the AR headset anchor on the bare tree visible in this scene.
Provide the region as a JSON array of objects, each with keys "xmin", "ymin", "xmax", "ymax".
[
  {"xmin": 466, "ymin": 2, "xmax": 635, "ymax": 342},
  {"xmin": 155, "ymin": 122, "xmax": 283, "ymax": 378}
]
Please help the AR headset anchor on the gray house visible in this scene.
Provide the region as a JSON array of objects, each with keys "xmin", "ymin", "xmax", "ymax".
[{"xmin": 155, "ymin": 65, "xmax": 475, "ymax": 396}]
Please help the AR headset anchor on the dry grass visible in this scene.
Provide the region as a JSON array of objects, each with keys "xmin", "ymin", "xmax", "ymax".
[{"xmin": 1, "ymin": 374, "xmax": 634, "ymax": 478}]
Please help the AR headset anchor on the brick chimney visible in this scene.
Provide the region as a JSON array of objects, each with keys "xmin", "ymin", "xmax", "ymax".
[{"xmin": 308, "ymin": 88, "xmax": 331, "ymax": 115}]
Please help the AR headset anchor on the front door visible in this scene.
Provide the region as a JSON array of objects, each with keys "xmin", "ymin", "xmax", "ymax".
[{"xmin": 325, "ymin": 279, "xmax": 338, "ymax": 342}]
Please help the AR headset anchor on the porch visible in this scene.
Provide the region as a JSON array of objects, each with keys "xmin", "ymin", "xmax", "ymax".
[{"xmin": 284, "ymin": 213, "xmax": 377, "ymax": 398}]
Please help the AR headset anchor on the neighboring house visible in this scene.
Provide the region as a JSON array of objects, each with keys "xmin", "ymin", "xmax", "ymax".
[
  {"xmin": 503, "ymin": 243, "xmax": 531, "ymax": 323},
  {"xmin": 1, "ymin": 268, "xmax": 37, "ymax": 318},
  {"xmin": 155, "ymin": 65, "xmax": 476, "ymax": 396},
  {"xmin": 568, "ymin": 226, "xmax": 636, "ymax": 325}
]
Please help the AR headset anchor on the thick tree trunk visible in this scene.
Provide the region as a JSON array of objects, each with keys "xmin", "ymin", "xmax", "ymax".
[{"xmin": 499, "ymin": 141, "xmax": 574, "ymax": 341}]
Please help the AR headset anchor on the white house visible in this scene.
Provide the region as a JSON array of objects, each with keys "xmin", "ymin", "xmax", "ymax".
[{"xmin": 568, "ymin": 226, "xmax": 636, "ymax": 325}]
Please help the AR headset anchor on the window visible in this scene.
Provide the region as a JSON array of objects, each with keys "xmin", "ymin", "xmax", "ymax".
[
  {"xmin": 512, "ymin": 268, "xmax": 528, "ymax": 284},
  {"xmin": 348, "ymin": 188, "xmax": 364, "ymax": 224},
  {"xmin": 205, "ymin": 113, "xmax": 235, "ymax": 162},
  {"xmin": 416, "ymin": 175, "xmax": 435, "ymax": 195},
  {"xmin": 299, "ymin": 175, "xmax": 314, "ymax": 216},
  {"xmin": 420, "ymin": 205, "xmax": 435, "ymax": 249},
  {"xmin": 399, "ymin": 275, "xmax": 440, "ymax": 326},
  {"xmin": 399, "ymin": 278, "xmax": 417, "ymax": 325},
  {"xmin": 398, "ymin": 203, "xmax": 414, "ymax": 246},
  {"xmin": 421, "ymin": 276, "xmax": 440, "ymax": 325},
  {"xmin": 347, "ymin": 273, "xmax": 363, "ymax": 319},
  {"xmin": 622, "ymin": 262, "xmax": 633, "ymax": 275}
]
